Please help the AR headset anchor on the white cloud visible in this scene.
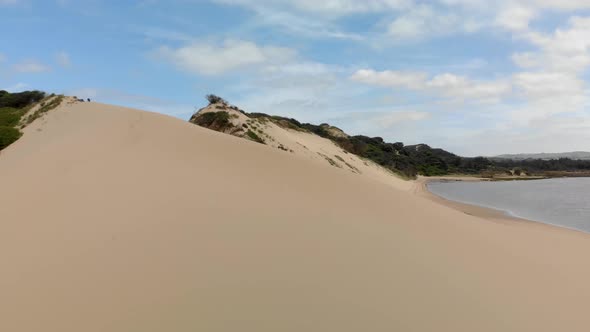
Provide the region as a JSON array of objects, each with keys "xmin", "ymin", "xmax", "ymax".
[
  {"xmin": 514, "ymin": 16, "xmax": 590, "ymax": 73},
  {"xmin": 155, "ymin": 39, "xmax": 297, "ymax": 75},
  {"xmin": 351, "ymin": 69, "xmax": 511, "ymax": 103},
  {"xmin": 369, "ymin": 111, "xmax": 431, "ymax": 128},
  {"xmin": 387, "ymin": 4, "xmax": 481, "ymax": 40},
  {"xmin": 55, "ymin": 51, "xmax": 71, "ymax": 68},
  {"xmin": 511, "ymin": 52, "xmax": 539, "ymax": 68},
  {"xmin": 241, "ymin": 6, "xmax": 364, "ymax": 40},
  {"xmin": 437, "ymin": 0, "xmax": 590, "ymax": 12},
  {"xmin": 513, "ymin": 72, "xmax": 585, "ymax": 98},
  {"xmin": 504, "ymin": 15, "xmax": 590, "ymax": 125},
  {"xmin": 428, "ymin": 73, "xmax": 512, "ymax": 102},
  {"xmin": 519, "ymin": 0, "xmax": 590, "ymax": 11},
  {"xmin": 351, "ymin": 69, "xmax": 427, "ymax": 89},
  {"xmin": 352, "ymin": 12, "xmax": 590, "ymax": 134},
  {"xmin": 287, "ymin": 0, "xmax": 412, "ymax": 15},
  {"xmin": 209, "ymin": 0, "xmax": 590, "ymax": 44},
  {"xmin": 211, "ymin": 0, "xmax": 410, "ymax": 41},
  {"xmin": 495, "ymin": 5, "xmax": 536, "ymax": 31},
  {"xmin": 507, "ymin": 70, "xmax": 589, "ymax": 126},
  {"xmin": 231, "ymin": 61, "xmax": 347, "ymax": 119},
  {"xmin": 3, "ymin": 82, "xmax": 28, "ymax": 92},
  {"xmin": 12, "ymin": 60, "xmax": 51, "ymax": 73},
  {"xmin": 213, "ymin": 0, "xmax": 412, "ymax": 16}
]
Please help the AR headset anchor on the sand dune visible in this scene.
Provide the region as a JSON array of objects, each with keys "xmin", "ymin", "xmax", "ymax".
[
  {"xmin": 3, "ymin": 101, "xmax": 590, "ymax": 331},
  {"xmin": 192, "ymin": 102, "xmax": 413, "ymax": 190}
]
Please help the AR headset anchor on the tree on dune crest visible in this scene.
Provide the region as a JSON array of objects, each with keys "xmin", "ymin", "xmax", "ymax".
[{"xmin": 206, "ymin": 94, "xmax": 226, "ymax": 105}]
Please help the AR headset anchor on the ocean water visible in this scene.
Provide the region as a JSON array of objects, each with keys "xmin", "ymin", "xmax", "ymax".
[{"xmin": 427, "ymin": 178, "xmax": 590, "ymax": 233}]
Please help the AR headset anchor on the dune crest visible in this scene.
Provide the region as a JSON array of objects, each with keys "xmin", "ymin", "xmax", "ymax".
[
  {"xmin": 190, "ymin": 100, "xmax": 412, "ymax": 190},
  {"xmin": 3, "ymin": 101, "xmax": 590, "ymax": 331}
]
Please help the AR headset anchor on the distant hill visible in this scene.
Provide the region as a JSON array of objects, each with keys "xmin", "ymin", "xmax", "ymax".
[{"xmin": 494, "ymin": 152, "xmax": 590, "ymax": 161}]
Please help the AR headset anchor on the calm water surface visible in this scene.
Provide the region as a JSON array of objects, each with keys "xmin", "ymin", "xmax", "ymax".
[{"xmin": 428, "ymin": 178, "xmax": 590, "ymax": 233}]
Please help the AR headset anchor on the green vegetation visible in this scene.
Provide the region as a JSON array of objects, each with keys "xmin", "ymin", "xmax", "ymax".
[
  {"xmin": 0, "ymin": 90, "xmax": 52, "ymax": 151},
  {"xmin": 25, "ymin": 95, "xmax": 64, "ymax": 124},
  {"xmin": 246, "ymin": 129, "xmax": 265, "ymax": 144},
  {"xmin": 0, "ymin": 126, "xmax": 22, "ymax": 150},
  {"xmin": 190, "ymin": 111, "xmax": 234, "ymax": 132},
  {"xmin": 0, "ymin": 90, "xmax": 45, "ymax": 109},
  {"xmin": 0, "ymin": 107, "xmax": 26, "ymax": 127},
  {"xmin": 206, "ymin": 94, "xmax": 226, "ymax": 105},
  {"xmin": 249, "ymin": 112, "xmax": 306, "ymax": 132},
  {"xmin": 492, "ymin": 158, "xmax": 590, "ymax": 176}
]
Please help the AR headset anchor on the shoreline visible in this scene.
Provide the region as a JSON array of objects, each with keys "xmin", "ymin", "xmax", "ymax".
[{"xmin": 413, "ymin": 176, "xmax": 590, "ymax": 237}]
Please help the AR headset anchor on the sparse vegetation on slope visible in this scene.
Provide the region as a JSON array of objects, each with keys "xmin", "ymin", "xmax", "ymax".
[
  {"xmin": 191, "ymin": 111, "xmax": 233, "ymax": 131},
  {"xmin": 0, "ymin": 107, "xmax": 26, "ymax": 127},
  {"xmin": 25, "ymin": 95, "xmax": 64, "ymax": 124},
  {"xmin": 246, "ymin": 129, "xmax": 265, "ymax": 144},
  {"xmin": 0, "ymin": 90, "xmax": 55, "ymax": 151}
]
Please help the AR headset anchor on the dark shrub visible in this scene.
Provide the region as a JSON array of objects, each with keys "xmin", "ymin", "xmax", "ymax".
[
  {"xmin": 0, "ymin": 90, "xmax": 45, "ymax": 108},
  {"xmin": 0, "ymin": 126, "xmax": 22, "ymax": 150},
  {"xmin": 206, "ymin": 94, "xmax": 226, "ymax": 105},
  {"xmin": 191, "ymin": 111, "xmax": 235, "ymax": 132}
]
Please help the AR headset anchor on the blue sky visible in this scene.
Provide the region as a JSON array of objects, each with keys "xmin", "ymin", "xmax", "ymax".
[{"xmin": 2, "ymin": 0, "xmax": 590, "ymax": 156}]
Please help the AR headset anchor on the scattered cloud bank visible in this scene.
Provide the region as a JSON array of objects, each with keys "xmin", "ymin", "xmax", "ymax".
[
  {"xmin": 209, "ymin": 0, "xmax": 590, "ymax": 42},
  {"xmin": 351, "ymin": 69, "xmax": 511, "ymax": 103},
  {"xmin": 155, "ymin": 40, "xmax": 296, "ymax": 75},
  {"xmin": 12, "ymin": 59, "xmax": 51, "ymax": 73},
  {"xmin": 369, "ymin": 111, "xmax": 431, "ymax": 128},
  {"xmin": 146, "ymin": 0, "xmax": 590, "ymax": 154}
]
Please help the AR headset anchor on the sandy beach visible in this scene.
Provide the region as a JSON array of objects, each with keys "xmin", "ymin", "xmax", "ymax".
[{"xmin": 3, "ymin": 101, "xmax": 590, "ymax": 331}]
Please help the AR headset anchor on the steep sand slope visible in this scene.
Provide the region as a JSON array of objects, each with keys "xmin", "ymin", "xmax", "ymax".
[{"xmin": 2, "ymin": 102, "xmax": 590, "ymax": 331}]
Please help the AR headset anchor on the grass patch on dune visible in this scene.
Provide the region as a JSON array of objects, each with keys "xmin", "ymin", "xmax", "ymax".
[
  {"xmin": 246, "ymin": 129, "xmax": 265, "ymax": 144},
  {"xmin": 0, "ymin": 126, "xmax": 22, "ymax": 150},
  {"xmin": 25, "ymin": 95, "xmax": 64, "ymax": 125},
  {"xmin": 190, "ymin": 111, "xmax": 237, "ymax": 133},
  {"xmin": 0, "ymin": 90, "xmax": 65, "ymax": 152},
  {"xmin": 0, "ymin": 107, "xmax": 26, "ymax": 127}
]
